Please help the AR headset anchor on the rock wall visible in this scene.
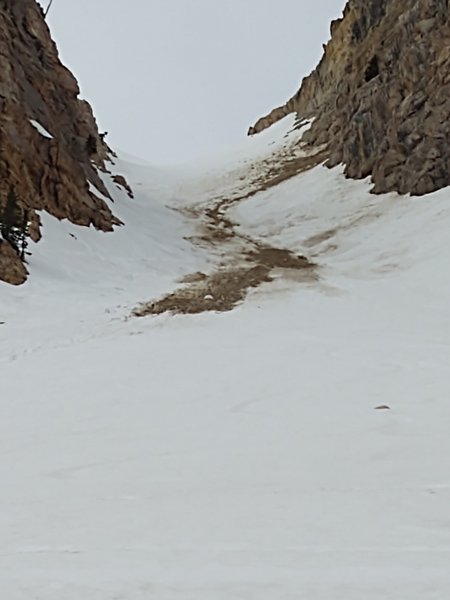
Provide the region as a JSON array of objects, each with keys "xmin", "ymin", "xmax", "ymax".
[
  {"xmin": 249, "ymin": 0, "xmax": 450, "ymax": 196},
  {"xmin": 0, "ymin": 0, "xmax": 129, "ymax": 283},
  {"xmin": 0, "ymin": 240, "xmax": 27, "ymax": 285}
]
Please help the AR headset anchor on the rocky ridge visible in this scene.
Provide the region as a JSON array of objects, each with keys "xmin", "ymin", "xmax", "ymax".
[
  {"xmin": 249, "ymin": 0, "xmax": 450, "ymax": 197},
  {"xmin": 0, "ymin": 0, "xmax": 130, "ymax": 284}
]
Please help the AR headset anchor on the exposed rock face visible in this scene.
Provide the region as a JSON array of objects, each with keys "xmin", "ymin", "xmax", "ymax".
[
  {"xmin": 249, "ymin": 0, "xmax": 450, "ymax": 196},
  {"xmin": 0, "ymin": 0, "xmax": 130, "ymax": 283},
  {"xmin": 0, "ymin": 240, "xmax": 28, "ymax": 285}
]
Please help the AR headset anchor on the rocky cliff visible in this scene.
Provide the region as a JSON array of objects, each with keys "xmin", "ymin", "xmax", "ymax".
[
  {"xmin": 249, "ymin": 0, "xmax": 450, "ymax": 197},
  {"xmin": 0, "ymin": 0, "xmax": 128, "ymax": 284}
]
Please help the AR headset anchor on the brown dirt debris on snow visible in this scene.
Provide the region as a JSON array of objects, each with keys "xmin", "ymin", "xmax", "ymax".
[
  {"xmin": 133, "ymin": 244, "xmax": 316, "ymax": 317},
  {"xmin": 133, "ymin": 132, "xmax": 325, "ymax": 317}
]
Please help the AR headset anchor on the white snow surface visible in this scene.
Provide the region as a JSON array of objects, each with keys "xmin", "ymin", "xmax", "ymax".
[
  {"xmin": 88, "ymin": 180, "xmax": 112, "ymax": 204},
  {"xmin": 29, "ymin": 119, "xmax": 54, "ymax": 139},
  {"xmin": 2, "ymin": 117, "xmax": 450, "ymax": 598}
]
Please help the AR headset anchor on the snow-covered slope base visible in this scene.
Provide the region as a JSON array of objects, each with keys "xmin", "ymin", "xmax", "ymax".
[{"xmin": 2, "ymin": 119, "xmax": 450, "ymax": 598}]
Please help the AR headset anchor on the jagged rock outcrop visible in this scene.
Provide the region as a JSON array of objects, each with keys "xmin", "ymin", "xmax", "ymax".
[
  {"xmin": 0, "ymin": 239, "xmax": 27, "ymax": 285},
  {"xmin": 0, "ymin": 0, "xmax": 130, "ymax": 283},
  {"xmin": 249, "ymin": 0, "xmax": 450, "ymax": 196}
]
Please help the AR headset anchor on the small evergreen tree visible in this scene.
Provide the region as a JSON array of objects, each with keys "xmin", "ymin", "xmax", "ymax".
[
  {"xmin": 18, "ymin": 208, "xmax": 30, "ymax": 261},
  {"xmin": 0, "ymin": 188, "xmax": 30, "ymax": 261}
]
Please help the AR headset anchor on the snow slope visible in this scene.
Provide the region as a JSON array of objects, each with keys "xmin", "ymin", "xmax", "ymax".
[{"xmin": 1, "ymin": 119, "xmax": 450, "ymax": 599}]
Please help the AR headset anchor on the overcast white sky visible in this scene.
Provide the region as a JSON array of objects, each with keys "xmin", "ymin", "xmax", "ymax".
[{"xmin": 44, "ymin": 1, "xmax": 345, "ymax": 164}]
